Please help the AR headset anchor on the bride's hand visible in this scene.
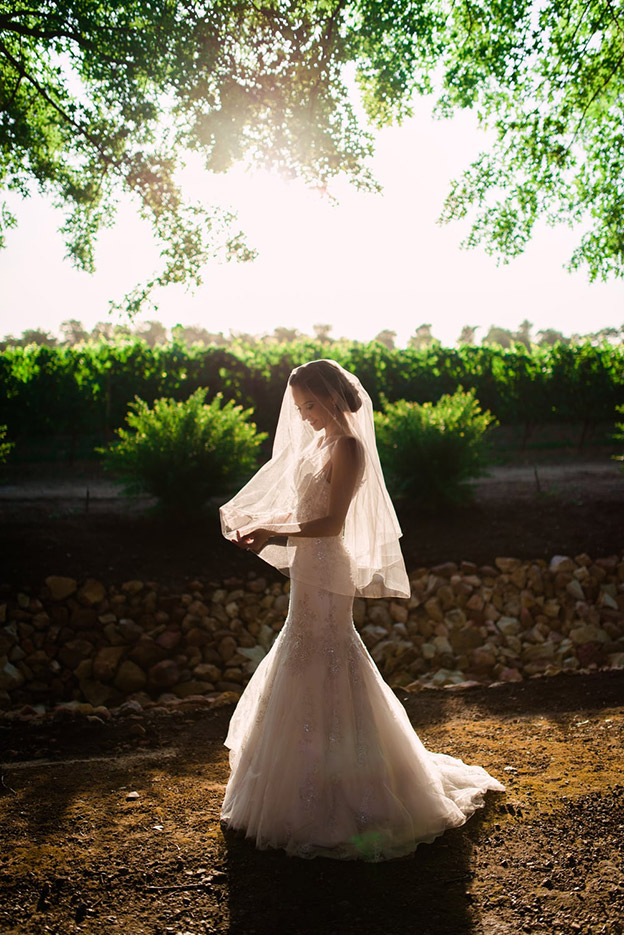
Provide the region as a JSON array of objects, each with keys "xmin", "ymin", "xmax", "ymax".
[{"xmin": 233, "ymin": 528, "xmax": 271, "ymax": 553}]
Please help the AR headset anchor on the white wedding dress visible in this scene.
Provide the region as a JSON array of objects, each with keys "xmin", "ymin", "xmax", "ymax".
[{"xmin": 221, "ymin": 456, "xmax": 504, "ymax": 861}]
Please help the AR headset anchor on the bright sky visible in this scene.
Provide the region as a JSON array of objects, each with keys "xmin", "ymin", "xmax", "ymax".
[{"xmin": 1, "ymin": 97, "xmax": 622, "ymax": 347}]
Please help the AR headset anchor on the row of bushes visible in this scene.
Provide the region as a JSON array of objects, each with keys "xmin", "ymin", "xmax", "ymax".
[
  {"xmin": 3, "ymin": 392, "xmax": 622, "ymax": 511},
  {"xmin": 1, "ymin": 340, "xmax": 623, "ymax": 443},
  {"xmin": 96, "ymin": 388, "xmax": 497, "ymax": 513}
]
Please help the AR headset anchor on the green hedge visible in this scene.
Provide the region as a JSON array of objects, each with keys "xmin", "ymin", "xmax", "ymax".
[
  {"xmin": 0, "ymin": 340, "xmax": 622, "ymax": 446},
  {"xmin": 99, "ymin": 389, "xmax": 266, "ymax": 514},
  {"xmin": 374, "ymin": 390, "xmax": 497, "ymax": 507}
]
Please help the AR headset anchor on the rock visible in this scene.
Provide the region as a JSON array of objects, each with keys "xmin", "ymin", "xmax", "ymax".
[
  {"xmin": 257, "ymin": 625, "xmax": 276, "ymax": 651},
  {"xmin": 78, "ymin": 578, "xmax": 106, "ymax": 605},
  {"xmin": 368, "ymin": 603, "xmax": 392, "ymax": 628},
  {"xmin": 193, "ymin": 662, "xmax": 223, "ymax": 681},
  {"xmin": 494, "ymin": 558, "xmax": 521, "ymax": 573},
  {"xmin": 595, "ymin": 555, "xmax": 618, "ymax": 572},
  {"xmin": 569, "ymin": 624, "xmax": 609, "ymax": 644},
  {"xmin": 466, "ymin": 593, "xmax": 485, "ymax": 614},
  {"xmin": 389, "ymin": 602, "xmax": 408, "ymax": 624},
  {"xmin": 471, "ymin": 646, "xmax": 497, "ymax": 669},
  {"xmin": 522, "ymin": 642, "xmax": 555, "ymax": 661},
  {"xmin": 444, "ymin": 608, "xmax": 467, "ymax": 630},
  {"xmin": 58, "ymin": 639, "xmax": 94, "ymax": 670},
  {"xmin": 223, "ymin": 666, "xmax": 243, "ymax": 683},
  {"xmin": 421, "ymin": 642, "xmax": 436, "ymax": 659},
  {"xmin": 215, "ymin": 681, "xmax": 243, "ymax": 694},
  {"xmin": 126, "ymin": 791, "xmax": 140, "ymax": 800},
  {"xmin": 45, "ymin": 576, "xmax": 77, "ymax": 600},
  {"xmin": 431, "ymin": 562, "xmax": 458, "ymax": 578},
  {"xmin": 93, "ymin": 646, "xmax": 126, "ymax": 682},
  {"xmin": 80, "ymin": 679, "xmax": 115, "ymax": 707},
  {"xmin": 423, "ymin": 597, "xmax": 444, "ymax": 623},
  {"xmin": 598, "ymin": 589, "xmax": 619, "ymax": 610},
  {"xmin": 499, "ymin": 667, "xmax": 523, "ymax": 682},
  {"xmin": 360, "ymin": 624, "xmax": 388, "ymax": 649},
  {"xmin": 436, "ymin": 586, "xmax": 455, "ymax": 611},
  {"xmin": 74, "ymin": 658, "xmax": 93, "ymax": 681},
  {"xmin": 505, "ymin": 634, "xmax": 522, "ymax": 654},
  {"xmin": 69, "ymin": 607, "xmax": 98, "ymax": 630},
  {"xmin": 247, "ymin": 577, "xmax": 266, "ymax": 594},
  {"xmin": 114, "ymin": 660, "xmax": 147, "ymax": 694},
  {"xmin": 185, "ymin": 627, "xmax": 208, "ymax": 647},
  {"xmin": 129, "ymin": 637, "xmax": 167, "ymax": 670},
  {"xmin": 118, "ymin": 699, "xmax": 144, "ymax": 716},
  {"xmin": 148, "ymin": 659, "xmax": 180, "ymax": 689},
  {"xmin": 225, "ymin": 601, "xmax": 239, "ymax": 620},
  {"xmin": 450, "ymin": 625, "xmax": 483, "ymax": 654},
  {"xmin": 427, "ymin": 668, "xmax": 466, "ymax": 687},
  {"xmin": 543, "ymin": 600, "xmax": 561, "ymax": 619},
  {"xmin": 156, "ymin": 629, "xmax": 182, "ymax": 651},
  {"xmin": 218, "ymin": 635, "xmax": 238, "ymax": 662},
  {"xmin": 273, "ymin": 594, "xmax": 290, "ymax": 616},
  {"xmin": 118, "ymin": 619, "xmax": 143, "ymax": 642},
  {"xmin": 576, "ymin": 642, "xmax": 604, "ymax": 667},
  {"xmin": 0, "ymin": 658, "xmax": 25, "ymax": 691},
  {"xmin": 121, "ymin": 580, "xmax": 144, "ymax": 595},
  {"xmin": 460, "ymin": 561, "xmax": 478, "ymax": 575},
  {"xmin": 432, "ymin": 635, "xmax": 453, "ymax": 655},
  {"xmin": 497, "ymin": 616, "xmax": 521, "ymax": 636},
  {"xmin": 549, "ymin": 555, "xmax": 575, "ymax": 574},
  {"xmin": 566, "ymin": 579, "xmax": 585, "ymax": 601},
  {"xmin": 235, "ymin": 647, "xmax": 266, "ymax": 674},
  {"xmin": 211, "ymin": 691, "xmax": 240, "ymax": 708}
]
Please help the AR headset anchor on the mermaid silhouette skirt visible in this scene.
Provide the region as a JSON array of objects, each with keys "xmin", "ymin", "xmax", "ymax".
[{"xmin": 220, "ymin": 571, "xmax": 504, "ymax": 861}]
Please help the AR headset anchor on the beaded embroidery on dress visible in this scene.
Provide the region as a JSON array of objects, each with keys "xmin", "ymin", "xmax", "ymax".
[{"xmin": 220, "ymin": 443, "xmax": 505, "ymax": 861}]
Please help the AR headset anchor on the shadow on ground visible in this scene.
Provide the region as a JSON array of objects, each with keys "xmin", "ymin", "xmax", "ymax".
[{"xmin": 1, "ymin": 671, "xmax": 622, "ymax": 934}]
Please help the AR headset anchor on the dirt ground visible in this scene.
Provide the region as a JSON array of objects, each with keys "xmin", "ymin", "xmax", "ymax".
[
  {"xmin": 0, "ymin": 457, "xmax": 623, "ymax": 590},
  {"xmin": 0, "ymin": 671, "xmax": 623, "ymax": 935},
  {"xmin": 1, "ymin": 454, "xmax": 623, "ymax": 934}
]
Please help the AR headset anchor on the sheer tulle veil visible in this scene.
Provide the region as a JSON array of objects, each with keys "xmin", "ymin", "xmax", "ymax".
[{"xmin": 220, "ymin": 359, "xmax": 410, "ymax": 599}]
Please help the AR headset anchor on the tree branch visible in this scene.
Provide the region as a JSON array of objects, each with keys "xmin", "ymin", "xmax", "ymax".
[
  {"xmin": 605, "ymin": 0, "xmax": 624, "ymax": 39},
  {"xmin": 0, "ymin": 16, "xmax": 138, "ymax": 67},
  {"xmin": 564, "ymin": 48, "xmax": 624, "ymax": 155},
  {"xmin": 0, "ymin": 37, "xmax": 121, "ymax": 173}
]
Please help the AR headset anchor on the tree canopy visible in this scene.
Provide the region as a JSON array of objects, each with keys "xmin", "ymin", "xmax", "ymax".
[{"xmin": 1, "ymin": 0, "xmax": 623, "ymax": 313}]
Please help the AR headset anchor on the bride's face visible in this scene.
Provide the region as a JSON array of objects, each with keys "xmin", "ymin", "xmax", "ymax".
[{"xmin": 291, "ymin": 384, "xmax": 336, "ymax": 432}]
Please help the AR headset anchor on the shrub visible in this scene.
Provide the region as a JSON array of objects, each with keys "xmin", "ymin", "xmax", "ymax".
[
  {"xmin": 0, "ymin": 424, "xmax": 13, "ymax": 465},
  {"xmin": 614, "ymin": 404, "xmax": 624, "ymax": 474},
  {"xmin": 374, "ymin": 390, "xmax": 497, "ymax": 507},
  {"xmin": 100, "ymin": 389, "xmax": 267, "ymax": 515}
]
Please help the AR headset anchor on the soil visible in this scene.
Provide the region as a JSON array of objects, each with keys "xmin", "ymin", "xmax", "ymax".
[
  {"xmin": 1, "ymin": 671, "xmax": 622, "ymax": 935},
  {"xmin": 0, "ymin": 457, "xmax": 623, "ymax": 591},
  {"xmin": 1, "ymin": 454, "xmax": 623, "ymax": 934}
]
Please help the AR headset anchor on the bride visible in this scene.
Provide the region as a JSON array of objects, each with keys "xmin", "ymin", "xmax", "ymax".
[{"xmin": 219, "ymin": 359, "xmax": 503, "ymax": 861}]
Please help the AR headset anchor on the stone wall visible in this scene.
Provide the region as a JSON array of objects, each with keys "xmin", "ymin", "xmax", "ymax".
[{"xmin": 1, "ymin": 550, "xmax": 623, "ymax": 716}]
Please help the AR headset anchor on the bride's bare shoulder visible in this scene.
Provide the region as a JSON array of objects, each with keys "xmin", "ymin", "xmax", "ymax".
[{"xmin": 327, "ymin": 435, "xmax": 364, "ymax": 463}]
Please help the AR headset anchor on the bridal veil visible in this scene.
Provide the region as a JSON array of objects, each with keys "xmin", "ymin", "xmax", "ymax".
[{"xmin": 220, "ymin": 359, "xmax": 410, "ymax": 599}]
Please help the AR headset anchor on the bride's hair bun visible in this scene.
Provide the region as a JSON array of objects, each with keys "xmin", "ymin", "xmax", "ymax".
[{"xmin": 289, "ymin": 360, "xmax": 362, "ymax": 413}]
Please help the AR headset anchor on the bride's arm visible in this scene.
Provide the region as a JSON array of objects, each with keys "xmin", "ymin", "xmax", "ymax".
[{"xmin": 237, "ymin": 437, "xmax": 360, "ymax": 550}]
